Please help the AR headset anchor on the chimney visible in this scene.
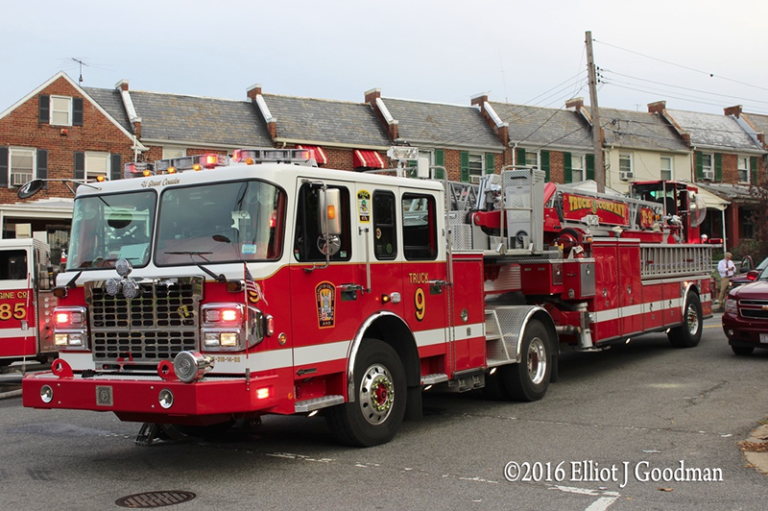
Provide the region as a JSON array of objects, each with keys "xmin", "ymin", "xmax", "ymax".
[
  {"xmin": 133, "ymin": 120, "xmax": 142, "ymax": 139},
  {"xmin": 566, "ymin": 97, "xmax": 584, "ymax": 112},
  {"xmin": 364, "ymin": 88, "xmax": 381, "ymax": 104},
  {"xmin": 365, "ymin": 88, "xmax": 399, "ymax": 142},
  {"xmin": 246, "ymin": 83, "xmax": 262, "ymax": 101},
  {"xmin": 115, "ymin": 79, "xmax": 129, "ymax": 92},
  {"xmin": 647, "ymin": 101, "xmax": 666, "ymax": 114},
  {"xmin": 470, "ymin": 93, "xmax": 488, "ymax": 107},
  {"xmin": 724, "ymin": 105, "xmax": 742, "ymax": 118}
]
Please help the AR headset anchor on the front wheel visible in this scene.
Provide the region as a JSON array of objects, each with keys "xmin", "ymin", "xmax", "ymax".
[
  {"xmin": 327, "ymin": 339, "xmax": 406, "ymax": 447},
  {"xmin": 668, "ymin": 292, "xmax": 703, "ymax": 348},
  {"xmin": 498, "ymin": 320, "xmax": 552, "ymax": 402}
]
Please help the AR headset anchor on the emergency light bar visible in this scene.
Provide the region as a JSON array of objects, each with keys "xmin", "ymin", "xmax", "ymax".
[
  {"xmin": 124, "ymin": 162, "xmax": 154, "ymax": 179},
  {"xmin": 154, "ymin": 153, "xmax": 227, "ymax": 174},
  {"xmin": 232, "ymin": 148, "xmax": 316, "ymax": 166}
]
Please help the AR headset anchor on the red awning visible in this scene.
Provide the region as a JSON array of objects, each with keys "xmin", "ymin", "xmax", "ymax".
[
  {"xmin": 296, "ymin": 145, "xmax": 328, "ymax": 165},
  {"xmin": 353, "ymin": 150, "xmax": 385, "ymax": 169}
]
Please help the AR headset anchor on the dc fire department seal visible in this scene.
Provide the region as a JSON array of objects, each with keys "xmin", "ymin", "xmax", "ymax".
[{"xmin": 316, "ymin": 282, "xmax": 336, "ymax": 328}]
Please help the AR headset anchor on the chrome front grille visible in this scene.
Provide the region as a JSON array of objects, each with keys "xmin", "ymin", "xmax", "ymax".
[
  {"xmin": 87, "ymin": 277, "xmax": 203, "ymax": 364},
  {"xmin": 739, "ymin": 299, "xmax": 768, "ymax": 320}
]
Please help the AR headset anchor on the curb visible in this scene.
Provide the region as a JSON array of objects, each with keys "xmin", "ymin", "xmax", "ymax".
[
  {"xmin": 0, "ymin": 389, "xmax": 22, "ymax": 400},
  {"xmin": 740, "ymin": 423, "xmax": 768, "ymax": 475}
]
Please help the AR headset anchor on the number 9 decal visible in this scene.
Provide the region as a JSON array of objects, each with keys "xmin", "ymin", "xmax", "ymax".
[{"xmin": 414, "ymin": 288, "xmax": 426, "ymax": 321}]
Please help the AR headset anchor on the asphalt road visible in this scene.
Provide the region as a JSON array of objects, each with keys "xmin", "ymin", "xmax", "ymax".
[{"xmin": 1, "ymin": 314, "xmax": 766, "ymax": 511}]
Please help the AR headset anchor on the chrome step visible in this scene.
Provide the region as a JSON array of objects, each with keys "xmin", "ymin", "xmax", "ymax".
[
  {"xmin": 294, "ymin": 395, "xmax": 344, "ymax": 413},
  {"xmin": 421, "ymin": 373, "xmax": 449, "ymax": 385}
]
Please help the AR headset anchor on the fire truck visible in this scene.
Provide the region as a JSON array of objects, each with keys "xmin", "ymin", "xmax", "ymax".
[
  {"xmin": 0, "ymin": 237, "xmax": 56, "ymax": 367},
  {"xmin": 18, "ymin": 148, "xmax": 712, "ymax": 446}
]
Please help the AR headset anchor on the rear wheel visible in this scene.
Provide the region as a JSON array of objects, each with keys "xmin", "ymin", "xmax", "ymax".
[
  {"xmin": 498, "ymin": 320, "xmax": 552, "ymax": 402},
  {"xmin": 327, "ymin": 339, "xmax": 406, "ymax": 447},
  {"xmin": 668, "ymin": 292, "xmax": 702, "ymax": 348},
  {"xmin": 731, "ymin": 345, "xmax": 754, "ymax": 356}
]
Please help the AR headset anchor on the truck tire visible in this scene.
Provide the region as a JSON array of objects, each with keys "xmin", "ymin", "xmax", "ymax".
[
  {"xmin": 667, "ymin": 292, "xmax": 702, "ymax": 348},
  {"xmin": 327, "ymin": 339, "xmax": 406, "ymax": 447},
  {"xmin": 498, "ymin": 319, "xmax": 551, "ymax": 402}
]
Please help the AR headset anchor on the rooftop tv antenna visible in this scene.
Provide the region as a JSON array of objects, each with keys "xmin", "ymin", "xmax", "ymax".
[{"xmin": 71, "ymin": 58, "xmax": 89, "ymax": 84}]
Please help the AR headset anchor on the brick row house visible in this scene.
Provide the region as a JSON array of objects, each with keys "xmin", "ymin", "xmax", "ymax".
[{"xmin": 2, "ymin": 71, "xmax": 768, "ymax": 255}]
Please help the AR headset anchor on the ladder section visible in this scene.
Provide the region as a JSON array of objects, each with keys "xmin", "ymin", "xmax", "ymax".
[{"xmin": 641, "ymin": 244, "xmax": 713, "ymax": 279}]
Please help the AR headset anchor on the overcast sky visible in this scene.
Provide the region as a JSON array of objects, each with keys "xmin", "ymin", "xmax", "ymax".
[{"xmin": 3, "ymin": 0, "xmax": 768, "ymax": 118}]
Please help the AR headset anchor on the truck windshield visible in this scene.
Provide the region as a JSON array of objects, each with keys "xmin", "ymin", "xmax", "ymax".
[
  {"xmin": 155, "ymin": 180, "xmax": 285, "ymax": 265},
  {"xmin": 68, "ymin": 190, "xmax": 156, "ymax": 270}
]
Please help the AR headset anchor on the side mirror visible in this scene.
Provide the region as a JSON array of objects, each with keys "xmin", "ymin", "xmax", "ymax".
[
  {"xmin": 17, "ymin": 179, "xmax": 45, "ymax": 199},
  {"xmin": 318, "ymin": 188, "xmax": 341, "ymax": 236}
]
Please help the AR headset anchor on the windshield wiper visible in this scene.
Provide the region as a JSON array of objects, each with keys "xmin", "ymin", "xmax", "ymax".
[
  {"xmin": 163, "ymin": 251, "xmax": 226, "ymax": 282},
  {"xmin": 65, "ymin": 271, "xmax": 83, "ymax": 289}
]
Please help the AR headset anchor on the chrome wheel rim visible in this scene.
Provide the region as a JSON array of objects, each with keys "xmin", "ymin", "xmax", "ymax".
[
  {"xmin": 686, "ymin": 303, "xmax": 700, "ymax": 336},
  {"xmin": 527, "ymin": 337, "xmax": 547, "ymax": 385},
  {"xmin": 359, "ymin": 363, "xmax": 395, "ymax": 425}
]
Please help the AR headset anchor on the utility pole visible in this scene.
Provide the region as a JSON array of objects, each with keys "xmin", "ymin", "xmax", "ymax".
[{"xmin": 585, "ymin": 31, "xmax": 605, "ymax": 193}]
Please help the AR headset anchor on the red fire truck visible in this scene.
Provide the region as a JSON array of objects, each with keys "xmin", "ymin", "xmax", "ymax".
[
  {"xmin": 0, "ymin": 237, "xmax": 56, "ymax": 367},
  {"xmin": 18, "ymin": 149, "xmax": 712, "ymax": 446}
]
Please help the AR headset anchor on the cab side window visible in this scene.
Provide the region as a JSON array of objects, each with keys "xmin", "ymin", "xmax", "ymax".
[
  {"xmin": 402, "ymin": 193, "xmax": 437, "ymax": 260},
  {"xmin": 293, "ymin": 183, "xmax": 351, "ymax": 262},
  {"xmin": 373, "ymin": 191, "xmax": 397, "ymax": 260}
]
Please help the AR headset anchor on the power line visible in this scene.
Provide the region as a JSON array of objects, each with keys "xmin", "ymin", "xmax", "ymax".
[
  {"xmin": 594, "ymin": 39, "xmax": 768, "ymax": 94},
  {"xmin": 605, "ymin": 70, "xmax": 768, "ymax": 106}
]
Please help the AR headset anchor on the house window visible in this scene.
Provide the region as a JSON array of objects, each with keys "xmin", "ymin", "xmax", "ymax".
[
  {"xmin": 619, "ymin": 153, "xmax": 633, "ymax": 179},
  {"xmin": 525, "ymin": 151, "xmax": 539, "ymax": 168},
  {"xmin": 85, "ymin": 152, "xmax": 109, "ymax": 180},
  {"xmin": 738, "ymin": 157, "xmax": 749, "ymax": 183},
  {"xmin": 740, "ymin": 208, "xmax": 755, "ymax": 239},
  {"xmin": 50, "ymin": 96, "xmax": 73, "ymax": 126},
  {"xmin": 701, "ymin": 153, "xmax": 713, "ymax": 180},
  {"xmin": 571, "ymin": 154, "xmax": 585, "ymax": 182},
  {"xmin": 660, "ymin": 156, "xmax": 673, "ymax": 181},
  {"xmin": 468, "ymin": 153, "xmax": 484, "ymax": 181},
  {"xmin": 163, "ymin": 147, "xmax": 186, "ymax": 159},
  {"xmin": 9, "ymin": 148, "xmax": 35, "ymax": 187}
]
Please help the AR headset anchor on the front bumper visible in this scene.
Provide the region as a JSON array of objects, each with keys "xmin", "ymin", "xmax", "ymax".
[
  {"xmin": 721, "ymin": 313, "xmax": 768, "ymax": 349},
  {"xmin": 22, "ymin": 370, "xmax": 283, "ymax": 421}
]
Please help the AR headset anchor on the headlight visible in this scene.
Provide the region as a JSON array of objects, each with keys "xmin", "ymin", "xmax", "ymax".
[
  {"xmin": 724, "ymin": 298, "xmax": 738, "ymax": 315},
  {"xmin": 52, "ymin": 306, "xmax": 89, "ymax": 350}
]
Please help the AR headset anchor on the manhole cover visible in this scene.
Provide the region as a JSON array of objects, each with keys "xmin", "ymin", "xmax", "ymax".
[{"xmin": 115, "ymin": 491, "xmax": 196, "ymax": 508}]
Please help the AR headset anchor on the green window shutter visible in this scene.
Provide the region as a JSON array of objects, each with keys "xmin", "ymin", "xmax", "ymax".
[
  {"xmin": 516, "ymin": 147, "xmax": 526, "ymax": 166},
  {"xmin": 714, "ymin": 153, "xmax": 723, "ymax": 182},
  {"xmin": 540, "ymin": 150, "xmax": 550, "ymax": 182},
  {"xmin": 485, "ymin": 153, "xmax": 495, "ymax": 174},
  {"xmin": 0, "ymin": 147, "xmax": 8, "ymax": 188},
  {"xmin": 695, "ymin": 151, "xmax": 703, "ymax": 181},
  {"xmin": 460, "ymin": 151, "xmax": 470, "ymax": 182},
  {"xmin": 38, "ymin": 95, "xmax": 50, "ymax": 124},
  {"xmin": 37, "ymin": 149, "xmax": 48, "ymax": 189},
  {"xmin": 751, "ymin": 156, "xmax": 758, "ymax": 185},
  {"xmin": 563, "ymin": 152, "xmax": 573, "ymax": 184},
  {"xmin": 434, "ymin": 149, "xmax": 445, "ymax": 179},
  {"xmin": 586, "ymin": 154, "xmax": 595, "ymax": 181},
  {"xmin": 74, "ymin": 152, "xmax": 85, "ymax": 181}
]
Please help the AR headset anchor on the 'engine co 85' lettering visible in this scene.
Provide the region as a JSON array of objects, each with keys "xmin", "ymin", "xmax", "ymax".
[{"xmin": 0, "ymin": 302, "xmax": 26, "ymax": 321}]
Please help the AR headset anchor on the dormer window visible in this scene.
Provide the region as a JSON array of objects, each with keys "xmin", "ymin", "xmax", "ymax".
[
  {"xmin": 38, "ymin": 94, "xmax": 83, "ymax": 126},
  {"xmin": 50, "ymin": 96, "xmax": 72, "ymax": 126}
]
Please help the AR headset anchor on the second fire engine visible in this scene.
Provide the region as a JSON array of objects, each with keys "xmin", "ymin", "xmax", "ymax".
[{"xmin": 19, "ymin": 148, "xmax": 712, "ymax": 446}]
